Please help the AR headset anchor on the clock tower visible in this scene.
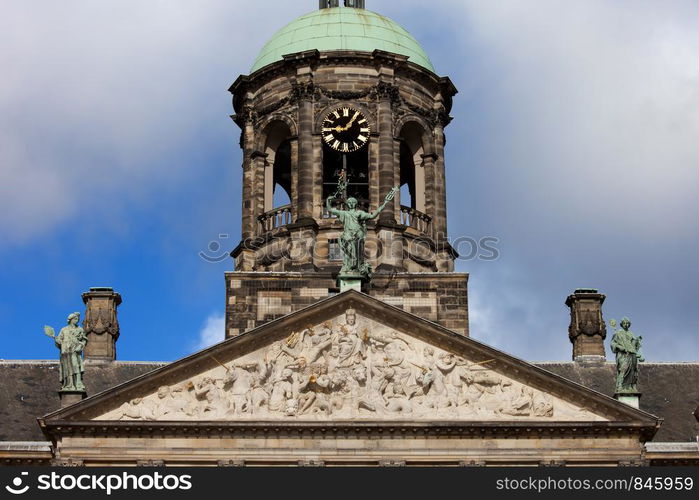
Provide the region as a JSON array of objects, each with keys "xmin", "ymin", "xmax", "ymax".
[{"xmin": 226, "ymin": 2, "xmax": 467, "ymax": 337}]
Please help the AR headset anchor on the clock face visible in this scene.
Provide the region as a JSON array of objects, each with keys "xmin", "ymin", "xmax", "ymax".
[{"xmin": 321, "ymin": 107, "xmax": 370, "ymax": 153}]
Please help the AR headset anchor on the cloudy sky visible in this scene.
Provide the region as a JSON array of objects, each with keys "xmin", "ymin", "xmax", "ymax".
[{"xmin": 1, "ymin": 0, "xmax": 698, "ymax": 363}]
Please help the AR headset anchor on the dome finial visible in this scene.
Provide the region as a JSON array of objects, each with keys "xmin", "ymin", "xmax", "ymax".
[{"xmin": 319, "ymin": 0, "xmax": 365, "ymax": 9}]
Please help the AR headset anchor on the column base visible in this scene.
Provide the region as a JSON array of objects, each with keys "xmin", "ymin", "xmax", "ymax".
[
  {"xmin": 615, "ymin": 392, "xmax": 641, "ymax": 408},
  {"xmin": 338, "ymin": 272, "xmax": 365, "ymax": 293},
  {"xmin": 59, "ymin": 390, "xmax": 87, "ymax": 408}
]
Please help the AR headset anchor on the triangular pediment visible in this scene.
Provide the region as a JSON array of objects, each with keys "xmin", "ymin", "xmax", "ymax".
[{"xmin": 43, "ymin": 291, "xmax": 658, "ymax": 428}]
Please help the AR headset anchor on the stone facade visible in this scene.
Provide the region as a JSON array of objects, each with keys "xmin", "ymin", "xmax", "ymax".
[
  {"xmin": 40, "ymin": 291, "xmax": 660, "ymax": 467},
  {"xmin": 225, "ymin": 271, "xmax": 468, "ymax": 337}
]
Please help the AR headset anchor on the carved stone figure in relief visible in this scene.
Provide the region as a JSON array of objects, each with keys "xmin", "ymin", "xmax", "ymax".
[
  {"xmin": 195, "ymin": 376, "xmax": 227, "ymax": 418},
  {"xmin": 382, "ymin": 368, "xmax": 412, "ymax": 414},
  {"xmin": 532, "ymin": 392, "xmax": 554, "ymax": 417},
  {"xmin": 497, "ymin": 386, "xmax": 534, "ymax": 417},
  {"xmin": 334, "ymin": 309, "xmax": 365, "ymax": 368},
  {"xmin": 270, "ymin": 368, "xmax": 295, "ymax": 414},
  {"xmin": 118, "ymin": 398, "xmax": 154, "ymax": 421},
  {"xmin": 224, "ymin": 366, "xmax": 254, "ymax": 415},
  {"xmin": 101, "ymin": 312, "xmax": 585, "ymax": 422},
  {"xmin": 153, "ymin": 385, "xmax": 185, "ymax": 419}
]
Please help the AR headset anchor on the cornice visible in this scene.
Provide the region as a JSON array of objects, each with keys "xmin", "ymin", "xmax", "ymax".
[{"xmin": 40, "ymin": 419, "xmax": 659, "ymax": 441}]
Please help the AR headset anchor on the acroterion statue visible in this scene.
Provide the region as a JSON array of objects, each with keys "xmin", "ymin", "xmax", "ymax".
[
  {"xmin": 609, "ymin": 317, "xmax": 644, "ymax": 395},
  {"xmin": 44, "ymin": 312, "xmax": 87, "ymax": 392}
]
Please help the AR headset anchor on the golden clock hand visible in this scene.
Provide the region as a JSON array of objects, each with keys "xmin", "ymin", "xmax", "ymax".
[{"xmin": 343, "ymin": 112, "xmax": 359, "ymax": 131}]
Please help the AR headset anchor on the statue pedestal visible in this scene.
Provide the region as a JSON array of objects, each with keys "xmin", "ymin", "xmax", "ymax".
[
  {"xmin": 59, "ymin": 390, "xmax": 87, "ymax": 408},
  {"xmin": 338, "ymin": 272, "xmax": 365, "ymax": 293},
  {"xmin": 615, "ymin": 392, "xmax": 640, "ymax": 408}
]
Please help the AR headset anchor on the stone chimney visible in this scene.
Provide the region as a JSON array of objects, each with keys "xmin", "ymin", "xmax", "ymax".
[
  {"xmin": 566, "ymin": 288, "xmax": 607, "ymax": 362},
  {"xmin": 82, "ymin": 287, "xmax": 122, "ymax": 361}
]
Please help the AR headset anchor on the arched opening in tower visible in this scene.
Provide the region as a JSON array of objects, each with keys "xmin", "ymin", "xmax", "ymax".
[
  {"xmin": 322, "ymin": 143, "xmax": 369, "ymax": 211},
  {"xmin": 263, "ymin": 122, "xmax": 293, "ymax": 213},
  {"xmin": 398, "ymin": 122, "xmax": 426, "ymax": 213},
  {"xmin": 272, "ymin": 140, "xmax": 292, "ymax": 207}
]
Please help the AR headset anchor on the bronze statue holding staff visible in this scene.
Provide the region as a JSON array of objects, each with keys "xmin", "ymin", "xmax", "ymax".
[
  {"xmin": 43, "ymin": 312, "xmax": 87, "ymax": 392},
  {"xmin": 326, "ymin": 186, "xmax": 398, "ymax": 278}
]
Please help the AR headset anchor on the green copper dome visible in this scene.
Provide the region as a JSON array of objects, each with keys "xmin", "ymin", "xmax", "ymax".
[{"xmin": 250, "ymin": 7, "xmax": 434, "ymax": 73}]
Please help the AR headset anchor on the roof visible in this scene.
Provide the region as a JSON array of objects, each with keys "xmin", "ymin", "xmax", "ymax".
[
  {"xmin": 541, "ymin": 362, "xmax": 699, "ymax": 442},
  {"xmin": 0, "ymin": 360, "xmax": 165, "ymax": 441},
  {"xmin": 250, "ymin": 7, "xmax": 434, "ymax": 73}
]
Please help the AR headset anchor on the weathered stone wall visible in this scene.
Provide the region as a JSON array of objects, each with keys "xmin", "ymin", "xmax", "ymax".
[{"xmin": 225, "ymin": 271, "xmax": 468, "ymax": 337}]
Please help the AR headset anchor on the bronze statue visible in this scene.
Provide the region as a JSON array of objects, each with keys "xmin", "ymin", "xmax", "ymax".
[
  {"xmin": 326, "ymin": 187, "xmax": 398, "ymax": 278},
  {"xmin": 44, "ymin": 312, "xmax": 87, "ymax": 391},
  {"xmin": 610, "ymin": 317, "xmax": 644, "ymax": 394}
]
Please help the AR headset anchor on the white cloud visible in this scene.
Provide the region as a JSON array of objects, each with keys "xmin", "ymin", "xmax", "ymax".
[
  {"xmin": 443, "ymin": 0, "xmax": 699, "ymax": 240},
  {"xmin": 194, "ymin": 312, "xmax": 225, "ymax": 351},
  {"xmin": 0, "ymin": 0, "xmax": 307, "ymax": 246}
]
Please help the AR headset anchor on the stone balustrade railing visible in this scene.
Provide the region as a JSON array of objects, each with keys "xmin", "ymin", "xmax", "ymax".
[
  {"xmin": 399, "ymin": 205, "xmax": 432, "ymax": 235},
  {"xmin": 259, "ymin": 203, "xmax": 431, "ymax": 235},
  {"xmin": 258, "ymin": 204, "xmax": 292, "ymax": 233}
]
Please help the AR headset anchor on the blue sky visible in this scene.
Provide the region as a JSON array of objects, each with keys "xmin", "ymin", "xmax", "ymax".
[{"xmin": 2, "ymin": 0, "xmax": 698, "ymax": 363}]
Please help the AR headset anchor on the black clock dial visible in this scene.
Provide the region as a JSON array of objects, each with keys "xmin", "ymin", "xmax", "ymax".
[{"xmin": 322, "ymin": 107, "xmax": 370, "ymax": 152}]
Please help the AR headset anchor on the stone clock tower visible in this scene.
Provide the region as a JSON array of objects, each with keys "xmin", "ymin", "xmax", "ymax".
[{"xmin": 226, "ymin": 2, "xmax": 467, "ymax": 337}]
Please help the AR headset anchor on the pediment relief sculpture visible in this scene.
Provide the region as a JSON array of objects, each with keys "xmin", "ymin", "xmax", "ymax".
[{"xmin": 98, "ymin": 309, "xmax": 602, "ymax": 422}]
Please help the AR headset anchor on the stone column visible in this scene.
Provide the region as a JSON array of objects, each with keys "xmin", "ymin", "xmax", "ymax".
[
  {"xmin": 289, "ymin": 138, "xmax": 299, "ymax": 220},
  {"xmin": 240, "ymin": 111, "xmax": 257, "ymax": 241},
  {"xmin": 295, "ymin": 82, "xmax": 315, "ymax": 224},
  {"xmin": 286, "ymin": 74, "xmax": 318, "ymax": 270},
  {"xmin": 433, "ymin": 123, "xmax": 447, "ymax": 240},
  {"xmin": 421, "ymin": 152, "xmax": 437, "ymax": 237},
  {"xmin": 264, "ymin": 154, "xmax": 274, "ymax": 212},
  {"xmin": 377, "ymin": 89, "xmax": 396, "ymax": 224},
  {"xmin": 82, "ymin": 287, "xmax": 122, "ymax": 361},
  {"xmin": 565, "ymin": 288, "xmax": 607, "ymax": 362},
  {"xmin": 251, "ymin": 150, "xmax": 268, "ymax": 230}
]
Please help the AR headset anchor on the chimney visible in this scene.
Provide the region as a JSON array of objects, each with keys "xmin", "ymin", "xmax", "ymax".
[
  {"xmin": 82, "ymin": 287, "xmax": 122, "ymax": 361},
  {"xmin": 565, "ymin": 288, "xmax": 607, "ymax": 362}
]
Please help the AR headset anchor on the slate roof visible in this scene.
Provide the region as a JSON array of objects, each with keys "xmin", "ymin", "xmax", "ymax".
[
  {"xmin": 541, "ymin": 362, "xmax": 699, "ymax": 442},
  {"xmin": 0, "ymin": 360, "xmax": 165, "ymax": 441},
  {"xmin": 2, "ymin": 360, "xmax": 696, "ymax": 442}
]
